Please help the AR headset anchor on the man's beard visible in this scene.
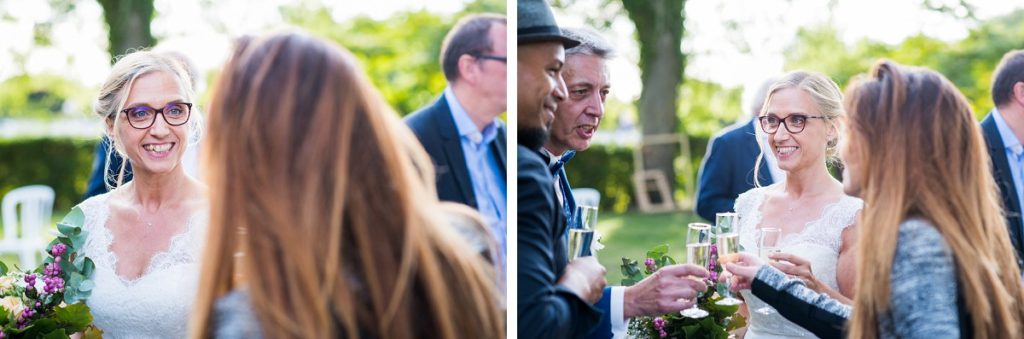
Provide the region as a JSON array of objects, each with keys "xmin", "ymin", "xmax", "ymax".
[{"xmin": 518, "ymin": 126, "xmax": 548, "ymax": 151}]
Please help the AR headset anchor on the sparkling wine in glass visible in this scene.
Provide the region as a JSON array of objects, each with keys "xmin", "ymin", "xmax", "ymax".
[
  {"xmin": 680, "ymin": 223, "xmax": 711, "ymax": 318},
  {"xmin": 568, "ymin": 205, "xmax": 598, "ymax": 260},
  {"xmin": 754, "ymin": 227, "xmax": 783, "ymax": 315},
  {"xmin": 714, "ymin": 212, "xmax": 744, "ymax": 306}
]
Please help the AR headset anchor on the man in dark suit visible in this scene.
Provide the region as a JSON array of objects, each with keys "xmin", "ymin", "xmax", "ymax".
[
  {"xmin": 981, "ymin": 50, "xmax": 1024, "ymax": 266},
  {"xmin": 545, "ymin": 28, "xmax": 709, "ymax": 339},
  {"xmin": 695, "ymin": 78, "xmax": 779, "ymax": 222},
  {"xmin": 517, "ymin": 1, "xmax": 606, "ymax": 338},
  {"xmin": 405, "ymin": 14, "xmax": 508, "ymax": 274}
]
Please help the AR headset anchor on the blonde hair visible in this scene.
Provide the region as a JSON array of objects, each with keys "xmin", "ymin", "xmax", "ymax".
[
  {"xmin": 845, "ymin": 60, "xmax": 1024, "ymax": 338},
  {"xmin": 754, "ymin": 71, "xmax": 845, "ymax": 186},
  {"xmin": 93, "ymin": 50, "xmax": 202, "ymax": 188},
  {"xmin": 190, "ymin": 32, "xmax": 503, "ymax": 338}
]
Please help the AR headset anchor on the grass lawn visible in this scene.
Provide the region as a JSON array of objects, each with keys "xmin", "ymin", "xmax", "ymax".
[{"xmin": 595, "ymin": 210, "xmax": 709, "ymax": 284}]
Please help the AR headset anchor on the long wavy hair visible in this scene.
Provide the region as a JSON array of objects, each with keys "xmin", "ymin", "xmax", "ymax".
[
  {"xmin": 845, "ymin": 60, "xmax": 1024, "ymax": 338},
  {"xmin": 190, "ymin": 31, "xmax": 504, "ymax": 338}
]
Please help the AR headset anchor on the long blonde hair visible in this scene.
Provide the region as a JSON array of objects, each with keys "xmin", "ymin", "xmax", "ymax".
[
  {"xmin": 845, "ymin": 60, "xmax": 1024, "ymax": 338},
  {"xmin": 190, "ymin": 31, "xmax": 504, "ymax": 338}
]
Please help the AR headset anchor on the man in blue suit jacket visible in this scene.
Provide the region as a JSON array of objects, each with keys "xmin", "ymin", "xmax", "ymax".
[
  {"xmin": 981, "ymin": 50, "xmax": 1024, "ymax": 267},
  {"xmin": 406, "ymin": 14, "xmax": 509, "ymax": 276},
  {"xmin": 695, "ymin": 78, "xmax": 779, "ymax": 222},
  {"xmin": 545, "ymin": 27, "xmax": 709, "ymax": 339},
  {"xmin": 516, "ymin": 2, "xmax": 608, "ymax": 338}
]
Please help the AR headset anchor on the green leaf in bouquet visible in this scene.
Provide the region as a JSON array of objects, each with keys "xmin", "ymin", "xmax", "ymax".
[
  {"xmin": 53, "ymin": 302, "xmax": 93, "ymax": 333},
  {"xmin": 41, "ymin": 328, "xmax": 70, "ymax": 339},
  {"xmin": 78, "ymin": 279, "xmax": 95, "ymax": 292},
  {"xmin": 0, "ymin": 261, "xmax": 7, "ymax": 276},
  {"xmin": 80, "ymin": 258, "xmax": 95, "ymax": 278},
  {"xmin": 82, "ymin": 325, "xmax": 104, "ymax": 339},
  {"xmin": 59, "ymin": 207, "xmax": 85, "ymax": 228},
  {"xmin": 619, "ymin": 258, "xmax": 643, "ymax": 285},
  {"xmin": 646, "ymin": 244, "xmax": 669, "ymax": 260},
  {"xmin": 69, "ymin": 233, "xmax": 87, "ymax": 252},
  {"xmin": 18, "ymin": 318, "xmax": 59, "ymax": 338},
  {"xmin": 55, "ymin": 223, "xmax": 80, "ymax": 238}
]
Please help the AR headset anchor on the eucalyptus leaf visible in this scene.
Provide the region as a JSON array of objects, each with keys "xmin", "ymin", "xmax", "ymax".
[
  {"xmin": 78, "ymin": 280, "xmax": 95, "ymax": 292},
  {"xmin": 0, "ymin": 261, "xmax": 7, "ymax": 276},
  {"xmin": 59, "ymin": 206, "xmax": 85, "ymax": 227}
]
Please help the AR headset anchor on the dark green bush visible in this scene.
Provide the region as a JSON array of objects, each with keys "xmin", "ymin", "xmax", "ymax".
[
  {"xmin": 565, "ymin": 135, "xmax": 711, "ymax": 214},
  {"xmin": 0, "ymin": 138, "xmax": 98, "ymax": 214}
]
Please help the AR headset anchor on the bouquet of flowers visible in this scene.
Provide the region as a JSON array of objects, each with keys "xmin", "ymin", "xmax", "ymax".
[
  {"xmin": 0, "ymin": 206, "xmax": 101, "ymax": 338},
  {"xmin": 621, "ymin": 244, "xmax": 745, "ymax": 339}
]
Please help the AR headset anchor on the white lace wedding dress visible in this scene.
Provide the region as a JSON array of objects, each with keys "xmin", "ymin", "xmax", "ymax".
[
  {"xmin": 734, "ymin": 185, "xmax": 862, "ymax": 338},
  {"xmin": 77, "ymin": 193, "xmax": 208, "ymax": 338}
]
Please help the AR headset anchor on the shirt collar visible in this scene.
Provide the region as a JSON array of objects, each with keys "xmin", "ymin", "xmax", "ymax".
[
  {"xmin": 444, "ymin": 87, "xmax": 497, "ymax": 145},
  {"xmin": 993, "ymin": 108, "xmax": 1023, "ymax": 156}
]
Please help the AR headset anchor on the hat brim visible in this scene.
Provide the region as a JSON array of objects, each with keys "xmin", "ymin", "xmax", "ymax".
[{"xmin": 518, "ymin": 33, "xmax": 581, "ymax": 49}]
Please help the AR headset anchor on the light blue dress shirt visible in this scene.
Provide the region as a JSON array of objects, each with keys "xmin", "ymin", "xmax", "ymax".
[
  {"xmin": 993, "ymin": 108, "xmax": 1024, "ymax": 235},
  {"xmin": 444, "ymin": 88, "xmax": 507, "ymax": 269}
]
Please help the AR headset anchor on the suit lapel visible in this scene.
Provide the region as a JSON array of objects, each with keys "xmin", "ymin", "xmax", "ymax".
[
  {"xmin": 492, "ymin": 122, "xmax": 507, "ymax": 176},
  {"xmin": 982, "ymin": 113, "xmax": 1024, "ymax": 261},
  {"xmin": 432, "ymin": 98, "xmax": 477, "ymax": 207}
]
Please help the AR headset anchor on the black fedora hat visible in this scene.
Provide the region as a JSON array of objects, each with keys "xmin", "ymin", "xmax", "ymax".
[{"xmin": 518, "ymin": 0, "xmax": 580, "ymax": 48}]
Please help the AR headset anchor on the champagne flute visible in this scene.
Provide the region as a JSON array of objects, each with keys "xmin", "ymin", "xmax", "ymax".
[
  {"xmin": 714, "ymin": 212, "xmax": 743, "ymax": 306},
  {"xmin": 680, "ymin": 223, "xmax": 711, "ymax": 318},
  {"xmin": 568, "ymin": 205, "xmax": 598, "ymax": 260},
  {"xmin": 754, "ymin": 227, "xmax": 782, "ymax": 315}
]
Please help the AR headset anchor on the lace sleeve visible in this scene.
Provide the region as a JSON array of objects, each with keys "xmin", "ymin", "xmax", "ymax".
[{"xmin": 823, "ymin": 196, "xmax": 863, "ymax": 252}]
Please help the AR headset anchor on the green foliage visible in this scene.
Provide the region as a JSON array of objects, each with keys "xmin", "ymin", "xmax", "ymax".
[
  {"xmin": 785, "ymin": 9, "xmax": 1024, "ymax": 119},
  {"xmin": 564, "ymin": 144, "xmax": 635, "ymax": 213},
  {"xmin": 0, "ymin": 75, "xmax": 92, "ymax": 119},
  {"xmin": 0, "ymin": 138, "xmax": 98, "ymax": 215},
  {"xmin": 621, "ymin": 244, "xmax": 744, "ymax": 338},
  {"xmin": 283, "ymin": 0, "xmax": 505, "ymax": 115}
]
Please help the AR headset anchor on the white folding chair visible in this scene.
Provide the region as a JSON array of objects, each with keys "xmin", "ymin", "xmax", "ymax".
[
  {"xmin": 572, "ymin": 187, "xmax": 601, "ymax": 209},
  {"xmin": 1, "ymin": 185, "xmax": 55, "ymax": 268}
]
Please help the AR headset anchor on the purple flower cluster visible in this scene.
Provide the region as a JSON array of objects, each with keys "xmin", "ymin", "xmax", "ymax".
[
  {"xmin": 708, "ymin": 244, "xmax": 719, "ymax": 283},
  {"xmin": 644, "ymin": 258, "xmax": 657, "ymax": 272},
  {"xmin": 23, "ymin": 274, "xmax": 36, "ymax": 292},
  {"xmin": 42, "ymin": 263, "xmax": 64, "ymax": 294},
  {"xmin": 653, "ymin": 317, "xmax": 667, "ymax": 338},
  {"xmin": 49, "ymin": 243, "xmax": 67, "ymax": 257}
]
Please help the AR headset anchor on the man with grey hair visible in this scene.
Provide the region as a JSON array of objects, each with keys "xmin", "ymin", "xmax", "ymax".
[
  {"xmin": 544, "ymin": 27, "xmax": 709, "ymax": 339},
  {"xmin": 695, "ymin": 77, "xmax": 782, "ymax": 222},
  {"xmin": 405, "ymin": 13, "xmax": 508, "ymax": 282}
]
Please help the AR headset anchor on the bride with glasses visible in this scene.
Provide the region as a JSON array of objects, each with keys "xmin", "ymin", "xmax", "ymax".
[
  {"xmin": 72, "ymin": 50, "xmax": 208, "ymax": 338},
  {"xmin": 731, "ymin": 71, "xmax": 863, "ymax": 338}
]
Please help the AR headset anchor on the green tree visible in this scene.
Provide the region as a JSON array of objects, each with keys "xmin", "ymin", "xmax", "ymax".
[
  {"xmin": 621, "ymin": 0, "xmax": 687, "ymax": 199},
  {"xmin": 283, "ymin": 0, "xmax": 504, "ymax": 115},
  {"xmin": 97, "ymin": 0, "xmax": 156, "ymax": 59}
]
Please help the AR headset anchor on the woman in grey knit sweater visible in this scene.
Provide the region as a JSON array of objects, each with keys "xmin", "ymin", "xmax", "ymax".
[{"xmin": 724, "ymin": 61, "xmax": 1024, "ymax": 339}]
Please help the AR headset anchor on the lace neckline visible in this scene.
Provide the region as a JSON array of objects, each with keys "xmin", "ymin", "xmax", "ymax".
[
  {"xmin": 747, "ymin": 186, "xmax": 857, "ymax": 246},
  {"xmin": 92, "ymin": 194, "xmax": 206, "ymax": 286}
]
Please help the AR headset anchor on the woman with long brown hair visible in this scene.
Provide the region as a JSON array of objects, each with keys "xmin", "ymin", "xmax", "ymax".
[
  {"xmin": 724, "ymin": 60, "xmax": 1024, "ymax": 338},
  {"xmin": 189, "ymin": 31, "xmax": 504, "ymax": 338}
]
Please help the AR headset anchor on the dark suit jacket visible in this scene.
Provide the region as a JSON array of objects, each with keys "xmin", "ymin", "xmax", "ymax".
[
  {"xmin": 405, "ymin": 96, "xmax": 506, "ymax": 208},
  {"xmin": 695, "ymin": 119, "xmax": 773, "ymax": 222},
  {"xmin": 518, "ymin": 145, "xmax": 602, "ymax": 339},
  {"xmin": 981, "ymin": 112, "xmax": 1024, "ymax": 266},
  {"xmin": 83, "ymin": 136, "xmax": 131, "ymax": 201}
]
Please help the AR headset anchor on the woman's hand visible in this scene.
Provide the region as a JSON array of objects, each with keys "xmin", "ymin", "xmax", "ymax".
[
  {"xmin": 769, "ymin": 252, "xmax": 853, "ymax": 304},
  {"xmin": 768, "ymin": 252, "xmax": 825, "ymax": 292},
  {"xmin": 721, "ymin": 252, "xmax": 764, "ymax": 292}
]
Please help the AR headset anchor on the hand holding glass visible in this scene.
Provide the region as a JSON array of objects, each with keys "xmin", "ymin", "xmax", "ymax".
[
  {"xmin": 714, "ymin": 213, "xmax": 743, "ymax": 306},
  {"xmin": 568, "ymin": 205, "xmax": 598, "ymax": 260},
  {"xmin": 680, "ymin": 223, "xmax": 712, "ymax": 318}
]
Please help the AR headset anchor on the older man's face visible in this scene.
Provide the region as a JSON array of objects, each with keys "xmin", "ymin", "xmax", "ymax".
[
  {"xmin": 545, "ymin": 54, "xmax": 610, "ymax": 155},
  {"xmin": 517, "ymin": 41, "xmax": 567, "ymax": 148}
]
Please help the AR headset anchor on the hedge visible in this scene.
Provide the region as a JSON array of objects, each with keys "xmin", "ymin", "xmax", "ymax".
[
  {"xmin": 0, "ymin": 138, "xmax": 98, "ymax": 215},
  {"xmin": 565, "ymin": 134, "xmax": 711, "ymax": 214}
]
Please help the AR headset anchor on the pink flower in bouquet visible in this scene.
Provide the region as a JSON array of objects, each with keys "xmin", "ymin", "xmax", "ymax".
[
  {"xmin": 0, "ymin": 297, "xmax": 24, "ymax": 318},
  {"xmin": 653, "ymin": 317, "xmax": 667, "ymax": 338},
  {"xmin": 49, "ymin": 243, "xmax": 67, "ymax": 257},
  {"xmin": 644, "ymin": 258, "xmax": 657, "ymax": 272}
]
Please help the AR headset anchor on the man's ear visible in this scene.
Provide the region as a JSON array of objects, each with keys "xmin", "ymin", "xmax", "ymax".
[
  {"xmin": 457, "ymin": 54, "xmax": 478, "ymax": 84},
  {"xmin": 1013, "ymin": 82, "xmax": 1024, "ymax": 107}
]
